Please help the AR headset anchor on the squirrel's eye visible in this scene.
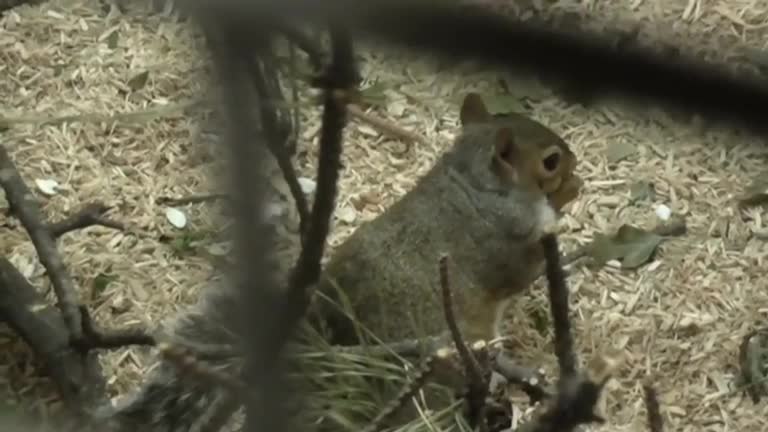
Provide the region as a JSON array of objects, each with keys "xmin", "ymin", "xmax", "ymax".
[{"xmin": 542, "ymin": 152, "xmax": 561, "ymax": 173}]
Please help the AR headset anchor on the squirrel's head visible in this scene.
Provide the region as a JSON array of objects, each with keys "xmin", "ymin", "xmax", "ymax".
[{"xmin": 459, "ymin": 92, "xmax": 583, "ymax": 211}]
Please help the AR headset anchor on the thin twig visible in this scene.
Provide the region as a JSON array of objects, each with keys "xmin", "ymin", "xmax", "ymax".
[
  {"xmin": 47, "ymin": 203, "xmax": 125, "ymax": 238},
  {"xmin": 287, "ymin": 37, "xmax": 302, "ymax": 156},
  {"xmin": 438, "ymin": 254, "xmax": 485, "ymax": 386},
  {"xmin": 248, "ymin": 54, "xmax": 312, "ymax": 239},
  {"xmin": 438, "ymin": 255, "xmax": 488, "ymax": 431},
  {"xmin": 466, "ymin": 341, "xmax": 491, "ymax": 432},
  {"xmin": 514, "ymin": 234, "xmax": 606, "ymax": 432},
  {"xmin": 348, "ymin": 104, "xmax": 429, "ymax": 146},
  {"xmin": 0, "ymin": 144, "xmax": 83, "ymax": 340},
  {"xmin": 541, "ymin": 234, "xmax": 577, "ymax": 377},
  {"xmin": 156, "ymin": 193, "xmax": 230, "ymax": 206}
]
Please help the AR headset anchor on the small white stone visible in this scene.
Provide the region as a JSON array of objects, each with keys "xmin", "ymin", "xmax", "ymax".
[
  {"xmin": 35, "ymin": 178, "xmax": 59, "ymax": 196},
  {"xmin": 165, "ymin": 207, "xmax": 187, "ymax": 229},
  {"xmin": 654, "ymin": 204, "xmax": 672, "ymax": 221},
  {"xmin": 298, "ymin": 177, "xmax": 316, "ymax": 195}
]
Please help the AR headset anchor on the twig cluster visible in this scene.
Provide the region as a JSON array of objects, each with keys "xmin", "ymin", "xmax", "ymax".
[{"xmin": 0, "ymin": 144, "xmax": 155, "ymax": 420}]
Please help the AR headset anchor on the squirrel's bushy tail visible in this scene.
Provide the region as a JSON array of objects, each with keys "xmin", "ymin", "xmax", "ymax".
[{"xmin": 93, "ymin": 279, "xmax": 245, "ymax": 432}]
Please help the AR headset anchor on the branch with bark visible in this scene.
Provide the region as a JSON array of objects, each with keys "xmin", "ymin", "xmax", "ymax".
[
  {"xmin": 514, "ymin": 234, "xmax": 607, "ymax": 432},
  {"xmin": 0, "ymin": 145, "xmax": 84, "ymax": 340},
  {"xmin": 0, "ymin": 143, "xmax": 156, "ymax": 425}
]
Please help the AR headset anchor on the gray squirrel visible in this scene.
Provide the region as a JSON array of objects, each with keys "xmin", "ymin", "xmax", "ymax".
[{"xmin": 94, "ymin": 93, "xmax": 582, "ymax": 431}]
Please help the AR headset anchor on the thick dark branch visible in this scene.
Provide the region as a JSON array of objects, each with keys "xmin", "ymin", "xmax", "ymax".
[
  {"xmin": 72, "ymin": 305, "xmax": 156, "ymax": 352},
  {"xmin": 211, "ymin": 0, "xmax": 768, "ymax": 136},
  {"xmin": 198, "ymin": 17, "xmax": 291, "ymax": 432},
  {"xmin": 0, "ymin": 258, "xmax": 107, "ymax": 415},
  {"xmin": 47, "ymin": 203, "xmax": 124, "ymax": 238},
  {"xmin": 0, "ymin": 145, "xmax": 83, "ymax": 340},
  {"xmin": 643, "ymin": 381, "xmax": 664, "ymax": 432},
  {"xmin": 279, "ymin": 23, "xmax": 356, "ymax": 344},
  {"xmin": 515, "ymin": 234, "xmax": 606, "ymax": 432}
]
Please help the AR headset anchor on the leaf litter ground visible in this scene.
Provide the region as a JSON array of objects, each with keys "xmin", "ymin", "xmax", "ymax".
[{"xmin": 1, "ymin": 1, "xmax": 768, "ymax": 431}]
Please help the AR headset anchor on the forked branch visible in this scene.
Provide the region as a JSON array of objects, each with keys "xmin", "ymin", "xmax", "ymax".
[{"xmin": 0, "ymin": 144, "xmax": 83, "ymax": 340}]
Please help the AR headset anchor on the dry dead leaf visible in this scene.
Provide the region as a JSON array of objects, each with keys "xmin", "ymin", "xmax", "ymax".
[
  {"xmin": 127, "ymin": 70, "xmax": 150, "ymax": 92},
  {"xmin": 629, "ymin": 181, "xmax": 655, "ymax": 204},
  {"xmin": 606, "ymin": 140, "xmax": 637, "ymax": 164},
  {"xmin": 586, "ymin": 224, "xmax": 663, "ymax": 269},
  {"xmin": 738, "ymin": 177, "xmax": 768, "ymax": 208}
]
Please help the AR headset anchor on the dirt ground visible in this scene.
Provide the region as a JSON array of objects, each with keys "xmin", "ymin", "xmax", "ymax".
[{"xmin": 1, "ymin": 0, "xmax": 768, "ymax": 431}]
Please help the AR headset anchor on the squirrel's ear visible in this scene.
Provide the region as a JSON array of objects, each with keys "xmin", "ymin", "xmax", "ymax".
[
  {"xmin": 460, "ymin": 93, "xmax": 491, "ymax": 125},
  {"xmin": 493, "ymin": 127, "xmax": 518, "ymax": 165}
]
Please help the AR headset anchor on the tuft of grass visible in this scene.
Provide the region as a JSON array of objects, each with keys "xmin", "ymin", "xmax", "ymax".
[{"xmin": 287, "ymin": 317, "xmax": 472, "ymax": 432}]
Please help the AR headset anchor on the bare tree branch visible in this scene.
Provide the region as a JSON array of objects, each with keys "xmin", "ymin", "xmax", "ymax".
[
  {"xmin": 0, "ymin": 258, "xmax": 107, "ymax": 415},
  {"xmin": 541, "ymin": 234, "xmax": 578, "ymax": 378},
  {"xmin": 515, "ymin": 234, "xmax": 607, "ymax": 432},
  {"xmin": 278, "ymin": 23, "xmax": 357, "ymax": 344},
  {"xmin": 0, "ymin": 144, "xmax": 83, "ymax": 341},
  {"xmin": 47, "ymin": 203, "xmax": 125, "ymax": 238},
  {"xmin": 156, "ymin": 193, "xmax": 230, "ymax": 206},
  {"xmin": 72, "ymin": 306, "xmax": 155, "ymax": 352}
]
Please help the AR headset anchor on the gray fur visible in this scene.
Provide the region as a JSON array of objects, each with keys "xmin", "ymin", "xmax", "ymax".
[{"xmin": 93, "ymin": 280, "xmax": 244, "ymax": 432}]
